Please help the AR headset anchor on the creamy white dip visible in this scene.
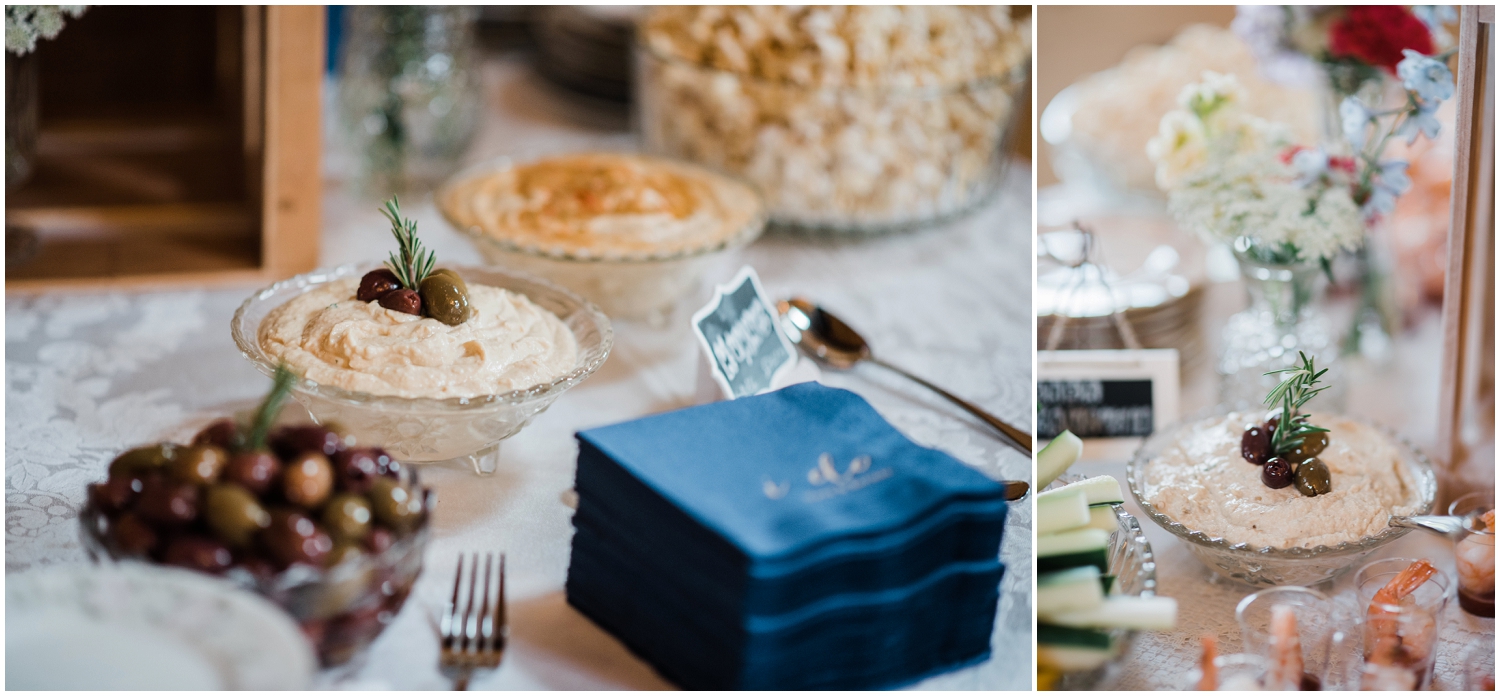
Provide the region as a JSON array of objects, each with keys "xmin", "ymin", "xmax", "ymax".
[
  {"xmin": 439, "ymin": 153, "xmax": 761, "ymax": 258},
  {"xmin": 259, "ymin": 277, "xmax": 579, "ymax": 399},
  {"xmin": 1143, "ymin": 412, "xmax": 1422, "ymax": 549}
]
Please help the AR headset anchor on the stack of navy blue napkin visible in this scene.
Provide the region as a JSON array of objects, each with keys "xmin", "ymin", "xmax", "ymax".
[{"xmin": 566, "ymin": 382, "xmax": 1009, "ymax": 689}]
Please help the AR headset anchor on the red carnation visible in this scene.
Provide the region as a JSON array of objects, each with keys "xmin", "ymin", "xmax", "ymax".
[{"xmin": 1328, "ymin": 6, "xmax": 1435, "ymax": 73}]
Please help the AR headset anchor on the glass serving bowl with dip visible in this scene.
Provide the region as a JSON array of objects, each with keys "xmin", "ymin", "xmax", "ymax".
[
  {"xmin": 436, "ymin": 152, "xmax": 767, "ymax": 324},
  {"xmin": 1125, "ymin": 405, "xmax": 1437, "ymax": 588},
  {"xmin": 232, "ymin": 262, "xmax": 612, "ymax": 475}
]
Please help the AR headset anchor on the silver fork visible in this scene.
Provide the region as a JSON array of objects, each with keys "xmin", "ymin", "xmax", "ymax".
[{"xmin": 439, "ymin": 552, "xmax": 507, "ymax": 690}]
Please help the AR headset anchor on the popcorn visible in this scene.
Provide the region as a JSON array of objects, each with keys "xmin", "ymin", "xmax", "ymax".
[{"xmin": 638, "ymin": 6, "xmax": 1030, "ymax": 229}]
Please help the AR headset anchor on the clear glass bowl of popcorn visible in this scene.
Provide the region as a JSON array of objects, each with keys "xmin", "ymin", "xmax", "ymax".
[{"xmin": 634, "ymin": 7, "xmax": 1029, "ymax": 235}]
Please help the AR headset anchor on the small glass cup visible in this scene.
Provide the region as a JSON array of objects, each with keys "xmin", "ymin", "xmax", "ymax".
[
  {"xmin": 1236, "ymin": 585, "xmax": 1343, "ymax": 690},
  {"xmin": 1449, "ymin": 490, "xmax": 1495, "ymax": 618},
  {"xmin": 1353, "ymin": 557, "xmax": 1452, "ymax": 690},
  {"xmin": 1179, "ymin": 653, "xmax": 1271, "ymax": 691}
]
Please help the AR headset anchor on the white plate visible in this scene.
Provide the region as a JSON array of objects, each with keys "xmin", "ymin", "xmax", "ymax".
[{"xmin": 7, "ymin": 562, "xmax": 316, "ymax": 690}]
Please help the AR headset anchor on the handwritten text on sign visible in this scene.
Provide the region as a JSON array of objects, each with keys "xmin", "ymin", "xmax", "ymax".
[{"xmin": 692, "ymin": 266, "xmax": 797, "ymax": 399}]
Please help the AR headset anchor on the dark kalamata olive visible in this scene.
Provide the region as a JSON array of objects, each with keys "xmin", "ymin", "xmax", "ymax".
[
  {"xmin": 262, "ymin": 510, "xmax": 334, "ymax": 567},
  {"xmin": 111, "ymin": 513, "xmax": 159, "ymax": 555},
  {"xmin": 364, "ymin": 527, "xmax": 395, "ymax": 555},
  {"xmin": 372, "ymin": 448, "xmax": 402, "ymax": 479},
  {"xmin": 108, "ymin": 443, "xmax": 178, "ymax": 479},
  {"xmin": 322, "ymin": 493, "xmax": 373, "ymax": 543},
  {"xmin": 204, "ymin": 484, "xmax": 271, "ymax": 548},
  {"xmin": 357, "ymin": 269, "xmax": 402, "ymax": 303},
  {"xmin": 162, "ymin": 535, "xmax": 234, "ymax": 574},
  {"xmin": 271, "ymin": 425, "xmax": 343, "ymax": 460},
  {"xmin": 332, "ymin": 449, "xmax": 381, "ymax": 494},
  {"xmin": 233, "ymin": 554, "xmax": 279, "ymax": 583},
  {"xmin": 172, "ymin": 444, "xmax": 227, "ymax": 485},
  {"xmin": 1294, "ymin": 457, "xmax": 1332, "ymax": 497},
  {"xmin": 1241, "ymin": 424, "xmax": 1272, "ymax": 465},
  {"xmin": 283, "ymin": 452, "xmax": 334, "ymax": 508},
  {"xmin": 224, "ymin": 450, "xmax": 281, "ymax": 494},
  {"xmin": 368, "ymin": 478, "xmax": 423, "ymax": 532},
  {"xmin": 134, "ymin": 476, "xmax": 200, "ymax": 525},
  {"xmin": 1288, "ymin": 431, "xmax": 1331, "ymax": 462},
  {"xmin": 92, "ymin": 474, "xmax": 145, "ymax": 513},
  {"xmin": 419, "ymin": 272, "xmax": 472, "ymax": 326},
  {"xmin": 1262, "ymin": 457, "xmax": 1295, "ymax": 489},
  {"xmin": 378, "ymin": 288, "xmax": 422, "ymax": 316},
  {"xmin": 192, "ymin": 419, "xmax": 239, "ymax": 450}
]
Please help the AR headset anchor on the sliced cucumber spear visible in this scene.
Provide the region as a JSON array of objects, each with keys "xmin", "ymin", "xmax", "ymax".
[
  {"xmin": 1042, "ymin": 595, "xmax": 1179, "ymax": 631},
  {"xmin": 1037, "ymin": 430, "xmax": 1083, "ymax": 488},
  {"xmin": 1039, "ymin": 474, "xmax": 1124, "ymax": 507},
  {"xmin": 1036, "ymin": 487, "xmax": 1090, "ymax": 535}
]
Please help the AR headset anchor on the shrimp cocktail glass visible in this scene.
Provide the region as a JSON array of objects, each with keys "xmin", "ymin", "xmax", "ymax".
[
  {"xmin": 1353, "ymin": 557, "xmax": 1451, "ymax": 691},
  {"xmin": 1449, "ymin": 491, "xmax": 1495, "ymax": 617},
  {"xmin": 1235, "ymin": 586, "xmax": 1342, "ymax": 690},
  {"xmin": 1181, "ymin": 637, "xmax": 1270, "ymax": 692}
]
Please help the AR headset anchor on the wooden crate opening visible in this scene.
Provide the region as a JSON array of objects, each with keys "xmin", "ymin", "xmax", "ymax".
[{"xmin": 6, "ymin": 5, "xmax": 322, "ymax": 291}]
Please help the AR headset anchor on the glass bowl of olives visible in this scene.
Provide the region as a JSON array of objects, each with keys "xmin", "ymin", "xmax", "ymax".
[
  {"xmin": 231, "ymin": 262, "xmax": 613, "ymax": 475},
  {"xmin": 79, "ymin": 419, "xmax": 433, "ymax": 667},
  {"xmin": 1124, "ymin": 404, "xmax": 1436, "ymax": 588}
]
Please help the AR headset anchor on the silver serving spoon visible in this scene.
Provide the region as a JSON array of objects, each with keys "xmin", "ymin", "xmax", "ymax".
[
  {"xmin": 778, "ymin": 297, "xmax": 1034, "ymax": 462},
  {"xmin": 1389, "ymin": 514, "xmax": 1471, "ymax": 538}
]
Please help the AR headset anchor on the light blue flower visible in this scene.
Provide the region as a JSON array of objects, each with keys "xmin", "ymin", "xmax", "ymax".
[
  {"xmin": 1395, "ymin": 99, "xmax": 1443, "ymax": 144},
  {"xmin": 1362, "ymin": 161, "xmax": 1412, "ymax": 217},
  {"xmin": 1397, "ymin": 49, "xmax": 1455, "ymax": 103},
  {"xmin": 1290, "ymin": 147, "xmax": 1329, "ymax": 187},
  {"xmin": 1340, "ymin": 97, "xmax": 1373, "ymax": 150}
]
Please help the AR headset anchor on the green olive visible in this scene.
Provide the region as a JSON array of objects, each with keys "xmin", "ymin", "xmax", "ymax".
[
  {"xmin": 1293, "ymin": 457, "xmax": 1332, "ymax": 497},
  {"xmin": 322, "ymin": 493, "xmax": 373, "ymax": 543},
  {"xmin": 172, "ymin": 445, "xmax": 228, "ymax": 485},
  {"xmin": 1288, "ymin": 431, "xmax": 1330, "ymax": 462},
  {"xmin": 327, "ymin": 542, "xmax": 366, "ymax": 568},
  {"xmin": 204, "ymin": 484, "xmax": 271, "ymax": 547},
  {"xmin": 419, "ymin": 271, "xmax": 472, "ymax": 326},
  {"xmin": 369, "ymin": 477, "xmax": 423, "ymax": 532},
  {"xmin": 283, "ymin": 452, "xmax": 334, "ymax": 508},
  {"xmin": 109, "ymin": 443, "xmax": 178, "ymax": 479}
]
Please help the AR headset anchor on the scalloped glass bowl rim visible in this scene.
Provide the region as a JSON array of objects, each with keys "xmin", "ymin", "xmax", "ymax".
[
  {"xmin": 436, "ymin": 153, "xmax": 770, "ymax": 264},
  {"xmin": 231, "ymin": 262, "xmax": 614, "ymax": 410},
  {"xmin": 1125, "ymin": 405, "xmax": 1438, "ymax": 559},
  {"xmin": 634, "ymin": 31, "xmax": 1029, "ymax": 97}
]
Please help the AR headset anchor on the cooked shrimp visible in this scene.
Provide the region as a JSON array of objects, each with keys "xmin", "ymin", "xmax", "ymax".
[
  {"xmin": 1367, "ymin": 559, "xmax": 1437, "ymax": 659},
  {"xmin": 1268, "ymin": 604, "xmax": 1304, "ymax": 690},
  {"xmin": 1197, "ymin": 633, "xmax": 1218, "ymax": 691},
  {"xmin": 1360, "ymin": 663, "xmax": 1418, "ymax": 691},
  {"xmin": 1457, "ymin": 510, "xmax": 1496, "ymax": 596}
]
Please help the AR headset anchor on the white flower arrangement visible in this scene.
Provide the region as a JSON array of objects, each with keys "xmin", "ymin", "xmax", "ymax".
[
  {"xmin": 1148, "ymin": 71, "xmax": 1365, "ymax": 267},
  {"xmin": 6, "ymin": 5, "xmax": 85, "ymax": 56}
]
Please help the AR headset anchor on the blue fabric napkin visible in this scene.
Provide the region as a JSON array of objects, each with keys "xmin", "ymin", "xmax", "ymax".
[{"xmin": 574, "ymin": 382, "xmax": 1008, "ymax": 563}]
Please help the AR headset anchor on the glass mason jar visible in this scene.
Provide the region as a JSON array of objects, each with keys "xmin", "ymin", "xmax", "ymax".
[
  {"xmin": 1218, "ymin": 241, "xmax": 1345, "ymax": 409},
  {"xmin": 6, "ymin": 51, "xmax": 39, "ymax": 189},
  {"xmin": 336, "ymin": 6, "xmax": 481, "ymax": 198}
]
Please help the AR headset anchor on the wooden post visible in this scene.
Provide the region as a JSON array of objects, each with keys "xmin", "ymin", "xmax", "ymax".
[
  {"xmin": 261, "ymin": 5, "xmax": 323, "ymax": 279},
  {"xmin": 1436, "ymin": 6, "xmax": 1496, "ymax": 495}
]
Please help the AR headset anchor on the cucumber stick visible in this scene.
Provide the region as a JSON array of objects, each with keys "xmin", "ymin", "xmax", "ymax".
[
  {"xmin": 1043, "ymin": 596, "xmax": 1179, "ymax": 631},
  {"xmin": 1037, "ymin": 566, "xmax": 1104, "ymax": 616},
  {"xmin": 1041, "ymin": 474, "xmax": 1124, "ymax": 506},
  {"xmin": 1084, "ymin": 504, "xmax": 1117, "ymax": 531},
  {"xmin": 1036, "ymin": 487, "xmax": 1090, "ymax": 534},
  {"xmin": 1037, "ymin": 527, "xmax": 1110, "ymax": 573},
  {"xmin": 1037, "ymin": 430, "xmax": 1083, "ymax": 488}
]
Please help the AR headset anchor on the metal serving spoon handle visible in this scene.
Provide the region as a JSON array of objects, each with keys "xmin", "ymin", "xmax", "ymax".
[
  {"xmin": 1388, "ymin": 514, "xmax": 1466, "ymax": 537},
  {"xmin": 867, "ymin": 356, "xmax": 1033, "ymax": 455}
]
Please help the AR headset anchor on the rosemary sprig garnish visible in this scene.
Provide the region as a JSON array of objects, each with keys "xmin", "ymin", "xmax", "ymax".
[
  {"xmin": 379, "ymin": 196, "xmax": 435, "ymax": 290},
  {"xmin": 1262, "ymin": 351, "xmax": 1331, "ymax": 455},
  {"xmin": 245, "ymin": 363, "xmax": 297, "ymax": 452}
]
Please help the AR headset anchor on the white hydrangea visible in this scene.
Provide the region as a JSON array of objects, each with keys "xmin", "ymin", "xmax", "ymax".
[{"xmin": 6, "ymin": 5, "xmax": 85, "ymax": 56}]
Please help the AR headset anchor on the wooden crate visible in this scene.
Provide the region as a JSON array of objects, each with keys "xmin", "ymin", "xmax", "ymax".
[{"xmin": 5, "ymin": 6, "xmax": 323, "ymax": 292}]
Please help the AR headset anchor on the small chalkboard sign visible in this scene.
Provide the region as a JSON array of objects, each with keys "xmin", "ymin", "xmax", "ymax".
[
  {"xmin": 692, "ymin": 266, "xmax": 798, "ymax": 400},
  {"xmin": 1038, "ymin": 350, "xmax": 1180, "ymax": 450}
]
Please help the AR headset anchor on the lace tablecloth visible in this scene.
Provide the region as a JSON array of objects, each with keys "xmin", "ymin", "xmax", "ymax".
[{"xmin": 5, "ymin": 57, "xmax": 1034, "ymax": 690}]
